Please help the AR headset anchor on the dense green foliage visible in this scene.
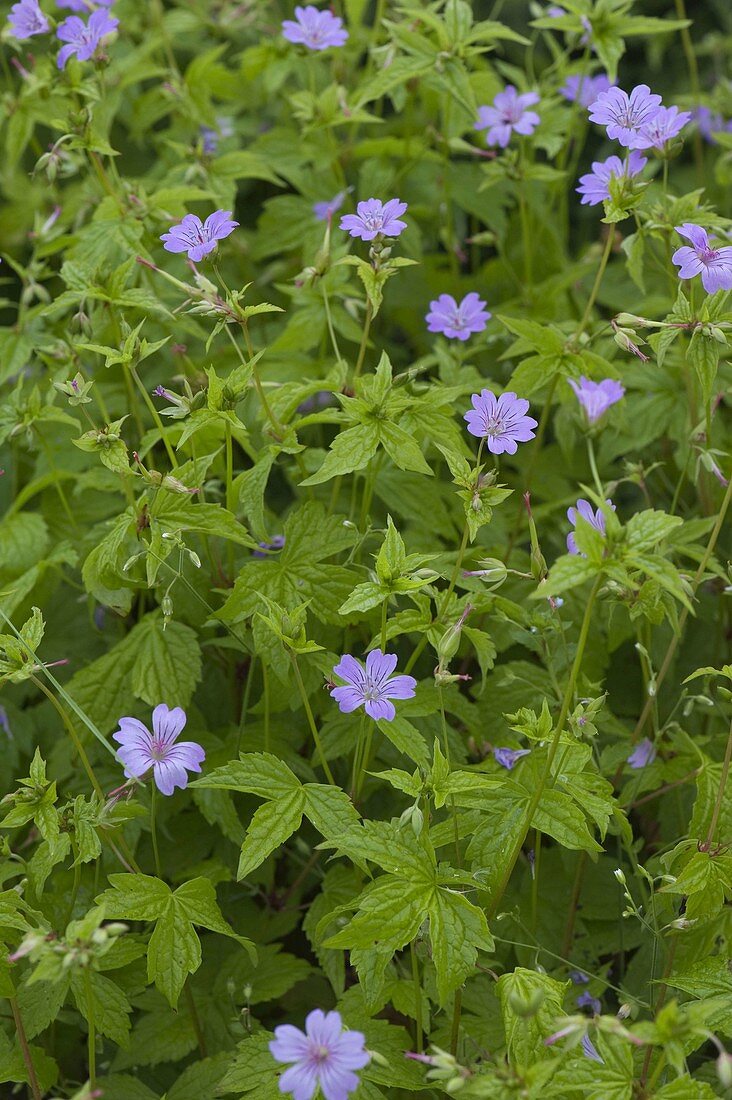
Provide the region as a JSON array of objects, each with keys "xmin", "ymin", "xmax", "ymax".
[{"xmin": 1, "ymin": 0, "xmax": 732, "ymax": 1098}]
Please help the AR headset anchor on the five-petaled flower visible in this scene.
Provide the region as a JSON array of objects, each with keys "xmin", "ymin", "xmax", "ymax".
[
  {"xmin": 331, "ymin": 649, "xmax": 416, "ymax": 722},
  {"xmin": 640, "ymin": 105, "xmax": 691, "ymax": 149},
  {"xmin": 569, "ymin": 376, "xmax": 625, "ymax": 422},
  {"xmin": 112, "ymin": 704, "xmax": 205, "ymax": 796},
  {"xmin": 560, "ymin": 73, "xmax": 610, "ymax": 109},
  {"xmin": 253, "ymin": 534, "xmax": 286, "ymax": 558},
  {"xmin": 425, "ymin": 293, "xmax": 491, "ymax": 341},
  {"xmin": 566, "ymin": 498, "xmax": 614, "ymax": 555},
  {"xmin": 588, "ymin": 84, "xmax": 662, "ymax": 149},
  {"xmin": 8, "ymin": 0, "xmax": 49, "ymax": 39},
  {"xmin": 464, "ymin": 390, "xmax": 538, "ymax": 454},
  {"xmin": 269, "ymin": 1008, "xmax": 369, "ymax": 1100},
  {"xmin": 57, "ymin": 9, "xmax": 119, "ymax": 69},
  {"xmin": 282, "ymin": 5, "xmax": 348, "ymax": 50},
  {"xmin": 671, "ymin": 223, "xmax": 732, "ymax": 294},
  {"xmin": 693, "ymin": 106, "xmax": 732, "ymax": 144},
  {"xmin": 576, "ymin": 990, "xmax": 602, "ymax": 1014},
  {"xmin": 161, "ymin": 210, "xmax": 239, "ymax": 262},
  {"xmin": 627, "ymin": 738, "xmax": 656, "ymax": 769},
  {"xmin": 475, "ymin": 86, "xmax": 540, "ymax": 147},
  {"xmin": 58, "ymin": 0, "xmax": 114, "ymax": 8},
  {"xmin": 339, "ymin": 198, "xmax": 408, "ymax": 241},
  {"xmin": 493, "ymin": 747, "xmax": 531, "ymax": 770},
  {"xmin": 576, "ymin": 152, "xmax": 646, "ymax": 206}
]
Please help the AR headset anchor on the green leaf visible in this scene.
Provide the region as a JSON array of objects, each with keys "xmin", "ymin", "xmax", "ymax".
[
  {"xmin": 301, "ymin": 422, "xmax": 380, "ymax": 485},
  {"xmin": 497, "ymin": 968, "xmax": 570, "ymax": 1066},
  {"xmin": 237, "ymin": 789, "xmax": 305, "ymax": 879},
  {"xmin": 428, "ymin": 887, "xmax": 494, "ymax": 1005},
  {"xmin": 70, "ymin": 969, "xmax": 132, "ymax": 1047},
  {"xmin": 129, "ymin": 615, "xmax": 202, "ymax": 708}
]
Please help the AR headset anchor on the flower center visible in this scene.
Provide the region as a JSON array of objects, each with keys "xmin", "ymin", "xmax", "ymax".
[
  {"xmin": 483, "ymin": 415, "xmax": 504, "ymax": 437},
  {"xmin": 310, "ymin": 1044, "xmax": 331, "ymax": 1064},
  {"xmin": 149, "ymin": 739, "xmax": 168, "ymax": 761},
  {"xmin": 700, "ymin": 246, "xmax": 719, "ymax": 263},
  {"xmin": 363, "ymin": 213, "xmax": 384, "ymax": 230}
]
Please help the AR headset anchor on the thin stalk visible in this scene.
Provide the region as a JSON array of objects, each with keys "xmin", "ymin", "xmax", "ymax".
[
  {"xmin": 450, "ymin": 988, "xmax": 462, "ymax": 1058},
  {"xmin": 31, "ymin": 675, "xmax": 104, "ymax": 801},
  {"xmin": 262, "ymin": 661, "xmax": 271, "ymax": 754},
  {"xmin": 10, "ymin": 998, "xmax": 42, "ymax": 1100},
  {"xmin": 380, "ymin": 598, "xmax": 388, "ymax": 652},
  {"xmin": 322, "ymin": 284, "xmax": 342, "ymax": 362},
  {"xmin": 128, "ymin": 364, "xmax": 178, "ymax": 469},
  {"xmin": 290, "ymin": 653, "xmax": 336, "ymax": 784},
  {"xmin": 410, "ymin": 942, "xmax": 424, "ymax": 1053},
  {"xmin": 530, "ymin": 830, "xmax": 541, "ymax": 933},
  {"xmin": 561, "ymin": 851, "xmax": 587, "ymax": 958},
  {"xmin": 575, "ymin": 229, "xmax": 615, "ymax": 342},
  {"xmin": 518, "ymin": 187, "xmax": 532, "ymax": 289},
  {"xmin": 185, "ymin": 982, "xmax": 207, "ymax": 1058},
  {"xmin": 84, "ymin": 968, "xmax": 97, "ymax": 1089},
  {"xmin": 674, "ymin": 0, "xmax": 704, "ymax": 183},
  {"xmin": 236, "ymin": 655, "xmax": 256, "ymax": 758},
  {"xmin": 439, "ymin": 520, "xmax": 470, "ymax": 618},
  {"xmin": 586, "ymin": 436, "xmax": 604, "ymax": 497},
  {"xmin": 488, "ymin": 576, "xmax": 602, "ymax": 918},
  {"xmin": 225, "ymin": 419, "xmax": 234, "ymax": 513},
  {"xmin": 353, "ymin": 303, "xmax": 373, "ymax": 380},
  {"xmin": 150, "ymin": 785, "xmax": 162, "ymax": 879},
  {"xmin": 632, "ymin": 472, "xmax": 732, "ymax": 742},
  {"xmin": 225, "ymin": 324, "xmax": 283, "ymax": 439}
]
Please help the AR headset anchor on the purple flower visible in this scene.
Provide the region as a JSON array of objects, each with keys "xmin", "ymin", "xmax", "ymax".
[
  {"xmin": 464, "ymin": 390, "xmax": 538, "ymax": 455},
  {"xmin": 560, "ymin": 73, "xmax": 611, "ymax": 109},
  {"xmin": 475, "ymin": 86, "xmax": 540, "ymax": 148},
  {"xmin": 8, "ymin": 0, "xmax": 49, "ymax": 38},
  {"xmin": 112, "ymin": 704, "xmax": 205, "ymax": 796},
  {"xmin": 640, "ymin": 105, "xmax": 691, "ymax": 149},
  {"xmin": 331, "ymin": 649, "xmax": 416, "ymax": 722},
  {"xmin": 627, "ymin": 738, "xmax": 656, "ymax": 769},
  {"xmin": 161, "ymin": 210, "xmax": 239, "ymax": 262},
  {"xmin": 282, "ymin": 5, "xmax": 348, "ymax": 50},
  {"xmin": 425, "ymin": 293, "xmax": 491, "ymax": 341},
  {"xmin": 672, "ymin": 223, "xmax": 732, "ymax": 295},
  {"xmin": 313, "ymin": 189, "xmax": 349, "ymax": 221},
  {"xmin": 269, "ymin": 1009, "xmax": 369, "ymax": 1100},
  {"xmin": 567, "ymin": 499, "xmax": 614, "ymax": 556},
  {"xmin": 576, "ymin": 990, "xmax": 602, "ymax": 1014},
  {"xmin": 569, "ymin": 376, "xmax": 625, "ymax": 422},
  {"xmin": 58, "ymin": 0, "xmax": 114, "ymax": 8},
  {"xmin": 253, "ymin": 535, "xmax": 286, "ymax": 558},
  {"xmin": 547, "ymin": 5, "xmax": 565, "ymax": 15},
  {"xmin": 493, "ymin": 747, "xmax": 531, "ymax": 770},
  {"xmin": 588, "ymin": 84, "xmax": 663, "ymax": 149},
  {"xmin": 576, "ymin": 152, "xmax": 646, "ymax": 206},
  {"xmin": 199, "ymin": 116, "xmax": 234, "ymax": 156},
  {"xmin": 693, "ymin": 106, "xmax": 732, "ymax": 144},
  {"xmin": 57, "ymin": 9, "xmax": 118, "ymax": 68},
  {"xmin": 569, "ymin": 970, "xmax": 590, "ymax": 985},
  {"xmin": 581, "ymin": 1035, "xmax": 604, "ymax": 1064},
  {"xmin": 339, "ymin": 198, "xmax": 407, "ymax": 241}
]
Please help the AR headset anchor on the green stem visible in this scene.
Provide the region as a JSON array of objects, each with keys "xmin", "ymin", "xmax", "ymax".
[
  {"xmin": 9, "ymin": 998, "xmax": 42, "ymax": 1100},
  {"xmin": 290, "ymin": 653, "xmax": 336, "ymax": 784},
  {"xmin": 322, "ymin": 284, "xmax": 342, "ymax": 362},
  {"xmin": 129, "ymin": 364, "xmax": 178, "ymax": 469},
  {"xmin": 586, "ymin": 436, "xmax": 604, "ymax": 498},
  {"xmin": 632, "ymin": 471, "xmax": 732, "ymax": 742},
  {"xmin": 450, "ymin": 988, "xmax": 462, "ymax": 1058},
  {"xmin": 263, "ymin": 661, "xmax": 271, "ymax": 755},
  {"xmin": 84, "ymin": 968, "xmax": 96, "ymax": 1089},
  {"xmin": 703, "ymin": 715, "xmax": 732, "ymax": 849},
  {"xmin": 353, "ymin": 303, "xmax": 373, "ymax": 381},
  {"xmin": 150, "ymin": 785, "xmax": 162, "ymax": 879},
  {"xmin": 488, "ymin": 576, "xmax": 602, "ymax": 918},
  {"xmin": 575, "ymin": 228, "xmax": 615, "ymax": 342},
  {"xmin": 410, "ymin": 941, "xmax": 424, "ymax": 1053},
  {"xmin": 224, "ymin": 419, "xmax": 234, "ymax": 513},
  {"xmin": 518, "ymin": 187, "xmax": 532, "ymax": 289},
  {"xmin": 350, "ymin": 710, "xmax": 367, "ymax": 798},
  {"xmin": 530, "ymin": 830, "xmax": 541, "ymax": 933},
  {"xmin": 380, "ymin": 598, "xmax": 388, "ymax": 653},
  {"xmin": 185, "ymin": 981, "xmax": 207, "ymax": 1058},
  {"xmin": 31, "ymin": 675, "xmax": 104, "ymax": 801},
  {"xmin": 674, "ymin": 0, "xmax": 704, "ymax": 184},
  {"xmin": 236, "ymin": 655, "xmax": 256, "ymax": 758}
]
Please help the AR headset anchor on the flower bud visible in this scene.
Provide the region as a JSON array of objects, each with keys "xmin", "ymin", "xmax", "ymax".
[
  {"xmin": 717, "ymin": 1052, "xmax": 732, "ymax": 1089},
  {"xmin": 613, "ymin": 868, "xmax": 626, "ymax": 885}
]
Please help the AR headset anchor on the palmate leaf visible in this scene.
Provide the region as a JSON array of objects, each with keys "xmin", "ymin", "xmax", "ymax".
[{"xmin": 96, "ymin": 874, "xmax": 255, "ymax": 1006}]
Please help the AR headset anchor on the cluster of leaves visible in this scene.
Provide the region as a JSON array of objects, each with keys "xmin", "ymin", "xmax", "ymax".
[{"xmin": 1, "ymin": 1, "xmax": 732, "ymax": 1098}]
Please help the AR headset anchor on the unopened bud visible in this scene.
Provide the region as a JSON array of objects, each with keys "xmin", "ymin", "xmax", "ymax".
[
  {"xmin": 613, "ymin": 868, "xmax": 626, "ymax": 885},
  {"xmin": 508, "ymin": 987, "xmax": 545, "ymax": 1018},
  {"xmin": 717, "ymin": 1052, "xmax": 732, "ymax": 1088}
]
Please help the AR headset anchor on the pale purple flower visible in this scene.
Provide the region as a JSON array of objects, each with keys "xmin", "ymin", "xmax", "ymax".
[
  {"xmin": 627, "ymin": 738, "xmax": 656, "ymax": 769},
  {"xmin": 576, "ymin": 991, "xmax": 602, "ymax": 1014},
  {"xmin": 0, "ymin": 706, "xmax": 12, "ymax": 739},
  {"xmin": 569, "ymin": 376, "xmax": 625, "ymax": 423},
  {"xmin": 475, "ymin": 86, "xmax": 540, "ymax": 148},
  {"xmin": 560, "ymin": 74, "xmax": 611, "ymax": 109},
  {"xmin": 331, "ymin": 649, "xmax": 416, "ymax": 722},
  {"xmin": 282, "ymin": 6, "xmax": 348, "ymax": 50},
  {"xmin": 693, "ymin": 106, "xmax": 732, "ymax": 144},
  {"xmin": 569, "ymin": 970, "xmax": 590, "ymax": 985},
  {"xmin": 640, "ymin": 105, "xmax": 691, "ymax": 149},
  {"xmin": 253, "ymin": 535, "xmax": 285, "ymax": 558},
  {"xmin": 425, "ymin": 293, "xmax": 491, "ymax": 341},
  {"xmin": 576, "ymin": 152, "xmax": 646, "ymax": 206},
  {"xmin": 161, "ymin": 210, "xmax": 239, "ymax": 262},
  {"xmin": 269, "ymin": 1009, "xmax": 369, "ymax": 1100},
  {"xmin": 567, "ymin": 499, "xmax": 614, "ymax": 555},
  {"xmin": 112, "ymin": 704, "xmax": 205, "ymax": 796},
  {"xmin": 339, "ymin": 198, "xmax": 407, "ymax": 241},
  {"xmin": 56, "ymin": 9, "xmax": 118, "ymax": 68},
  {"xmin": 582, "ymin": 1035, "xmax": 604, "ymax": 1063},
  {"xmin": 588, "ymin": 84, "xmax": 663, "ymax": 149},
  {"xmin": 464, "ymin": 390, "xmax": 538, "ymax": 455},
  {"xmin": 672, "ymin": 223, "xmax": 732, "ymax": 295},
  {"xmin": 8, "ymin": 0, "xmax": 49, "ymax": 38},
  {"xmin": 58, "ymin": 0, "xmax": 114, "ymax": 8},
  {"xmin": 547, "ymin": 5, "xmax": 565, "ymax": 15},
  {"xmin": 493, "ymin": 747, "xmax": 530, "ymax": 770},
  {"xmin": 313, "ymin": 189, "xmax": 349, "ymax": 221}
]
